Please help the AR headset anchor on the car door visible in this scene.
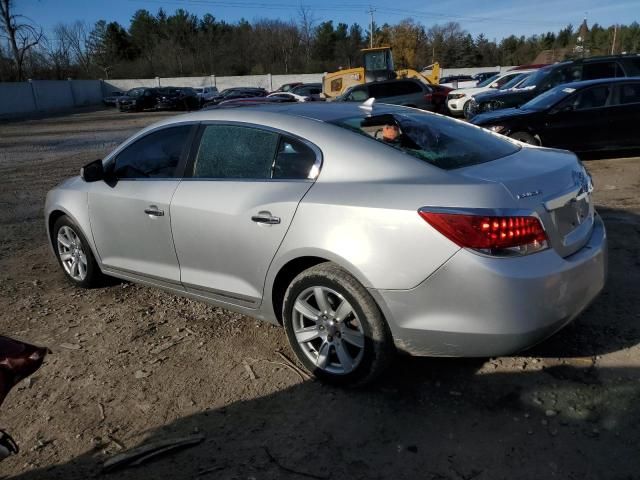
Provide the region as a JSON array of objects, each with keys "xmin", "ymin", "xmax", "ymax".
[
  {"xmin": 170, "ymin": 123, "xmax": 321, "ymax": 307},
  {"xmin": 88, "ymin": 124, "xmax": 195, "ymax": 285},
  {"xmin": 606, "ymin": 82, "xmax": 640, "ymax": 149},
  {"xmin": 540, "ymin": 84, "xmax": 612, "ymax": 151}
]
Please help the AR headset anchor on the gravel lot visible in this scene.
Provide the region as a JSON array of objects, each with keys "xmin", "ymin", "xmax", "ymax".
[{"xmin": 1, "ymin": 108, "xmax": 639, "ymax": 480}]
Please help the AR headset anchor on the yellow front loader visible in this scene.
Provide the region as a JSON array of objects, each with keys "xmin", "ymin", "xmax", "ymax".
[{"xmin": 322, "ymin": 46, "xmax": 440, "ymax": 98}]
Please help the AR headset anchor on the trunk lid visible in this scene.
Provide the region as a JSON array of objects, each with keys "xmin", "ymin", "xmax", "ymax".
[{"xmin": 457, "ymin": 146, "xmax": 594, "ymax": 258}]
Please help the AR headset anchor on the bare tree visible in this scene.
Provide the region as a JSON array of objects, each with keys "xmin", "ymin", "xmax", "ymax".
[
  {"xmin": 56, "ymin": 21, "xmax": 92, "ymax": 75},
  {"xmin": 0, "ymin": 0, "xmax": 44, "ymax": 80},
  {"xmin": 298, "ymin": 5, "xmax": 316, "ymax": 70}
]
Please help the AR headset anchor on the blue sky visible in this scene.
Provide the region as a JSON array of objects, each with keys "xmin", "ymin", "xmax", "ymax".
[{"xmin": 19, "ymin": 0, "xmax": 640, "ymax": 42}]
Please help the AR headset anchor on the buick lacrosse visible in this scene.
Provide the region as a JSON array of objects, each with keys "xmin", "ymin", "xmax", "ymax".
[{"xmin": 45, "ymin": 102, "xmax": 607, "ymax": 385}]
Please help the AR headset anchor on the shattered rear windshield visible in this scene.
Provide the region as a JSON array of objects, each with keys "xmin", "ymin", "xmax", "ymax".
[{"xmin": 330, "ymin": 112, "xmax": 520, "ymax": 170}]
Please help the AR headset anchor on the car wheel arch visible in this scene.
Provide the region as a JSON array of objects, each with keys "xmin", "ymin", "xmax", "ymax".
[
  {"xmin": 47, "ymin": 208, "xmax": 101, "ymax": 264},
  {"xmin": 268, "ymin": 252, "xmax": 375, "ymax": 325}
]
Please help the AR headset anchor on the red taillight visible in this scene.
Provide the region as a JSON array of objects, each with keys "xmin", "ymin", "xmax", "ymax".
[
  {"xmin": 424, "ymin": 93, "xmax": 433, "ymax": 102},
  {"xmin": 419, "ymin": 211, "xmax": 548, "ymax": 255}
]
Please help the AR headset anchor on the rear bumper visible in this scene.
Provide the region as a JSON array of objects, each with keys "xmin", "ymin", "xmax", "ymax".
[{"xmin": 371, "ymin": 214, "xmax": 607, "ymax": 357}]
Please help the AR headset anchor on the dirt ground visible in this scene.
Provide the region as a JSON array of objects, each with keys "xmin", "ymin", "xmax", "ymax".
[{"xmin": 0, "ymin": 108, "xmax": 639, "ymax": 480}]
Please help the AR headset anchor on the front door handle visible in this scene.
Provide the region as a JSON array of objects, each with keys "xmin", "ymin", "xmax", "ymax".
[
  {"xmin": 144, "ymin": 205, "xmax": 165, "ymax": 217},
  {"xmin": 251, "ymin": 211, "xmax": 281, "ymax": 225}
]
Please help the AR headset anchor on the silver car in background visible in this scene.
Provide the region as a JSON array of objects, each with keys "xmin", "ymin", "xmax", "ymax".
[{"xmin": 45, "ymin": 102, "xmax": 607, "ymax": 386}]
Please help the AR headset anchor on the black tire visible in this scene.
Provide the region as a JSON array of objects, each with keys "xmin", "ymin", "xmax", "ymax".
[
  {"xmin": 509, "ymin": 131, "xmax": 540, "ymax": 145},
  {"xmin": 52, "ymin": 216, "xmax": 104, "ymax": 288},
  {"xmin": 282, "ymin": 262, "xmax": 394, "ymax": 387},
  {"xmin": 462, "ymin": 100, "xmax": 472, "ymax": 119}
]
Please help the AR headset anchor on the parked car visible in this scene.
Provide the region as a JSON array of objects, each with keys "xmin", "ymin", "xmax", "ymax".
[
  {"xmin": 203, "ymin": 87, "xmax": 268, "ymax": 106},
  {"xmin": 216, "ymin": 96, "xmax": 299, "ymax": 107},
  {"xmin": 272, "ymin": 82, "xmax": 303, "ymax": 93},
  {"xmin": 266, "ymin": 92, "xmax": 309, "ymax": 102},
  {"xmin": 447, "ymin": 69, "xmax": 537, "ymax": 117},
  {"xmin": 289, "ymin": 83, "xmax": 323, "ymax": 97},
  {"xmin": 336, "ymin": 78, "xmax": 452, "ymax": 113},
  {"xmin": 45, "ymin": 102, "xmax": 606, "ymax": 386},
  {"xmin": 117, "ymin": 88, "xmax": 160, "ymax": 112},
  {"xmin": 471, "ymin": 77, "xmax": 640, "ymax": 152},
  {"xmin": 467, "ymin": 54, "xmax": 640, "ymax": 118},
  {"xmin": 439, "ymin": 74, "xmax": 476, "ymax": 89},
  {"xmin": 472, "ymin": 71, "xmax": 499, "ymax": 83},
  {"xmin": 102, "ymin": 91, "xmax": 124, "ymax": 107},
  {"xmin": 156, "ymin": 87, "xmax": 200, "ymax": 111},
  {"xmin": 194, "ymin": 86, "xmax": 219, "ymax": 104}
]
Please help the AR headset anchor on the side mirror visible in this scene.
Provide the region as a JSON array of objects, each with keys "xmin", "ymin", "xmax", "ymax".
[{"xmin": 80, "ymin": 159, "xmax": 104, "ymax": 182}]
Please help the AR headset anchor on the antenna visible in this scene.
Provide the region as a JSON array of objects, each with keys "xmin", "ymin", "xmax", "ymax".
[{"xmin": 359, "ymin": 97, "xmax": 376, "ymax": 114}]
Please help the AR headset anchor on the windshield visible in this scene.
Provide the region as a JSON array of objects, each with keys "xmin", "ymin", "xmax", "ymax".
[
  {"xmin": 517, "ymin": 68, "xmax": 550, "ymax": 88},
  {"xmin": 126, "ymin": 88, "xmax": 144, "ymax": 97},
  {"xmin": 520, "ymin": 85, "xmax": 575, "ymax": 111},
  {"xmin": 477, "ymin": 74, "xmax": 500, "ymax": 88},
  {"xmin": 330, "ymin": 111, "xmax": 519, "ymax": 170},
  {"xmin": 500, "ymin": 73, "xmax": 528, "ymax": 90}
]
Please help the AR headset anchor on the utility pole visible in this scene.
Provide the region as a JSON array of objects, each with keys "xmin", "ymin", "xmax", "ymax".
[
  {"xmin": 611, "ymin": 24, "xmax": 617, "ymax": 55},
  {"xmin": 367, "ymin": 7, "xmax": 376, "ymax": 48}
]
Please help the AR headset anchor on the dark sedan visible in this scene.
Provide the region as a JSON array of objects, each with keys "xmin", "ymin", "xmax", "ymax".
[
  {"xmin": 117, "ymin": 88, "xmax": 159, "ymax": 112},
  {"xmin": 156, "ymin": 87, "xmax": 200, "ymax": 111},
  {"xmin": 471, "ymin": 77, "xmax": 640, "ymax": 152},
  {"xmin": 203, "ymin": 87, "xmax": 268, "ymax": 107}
]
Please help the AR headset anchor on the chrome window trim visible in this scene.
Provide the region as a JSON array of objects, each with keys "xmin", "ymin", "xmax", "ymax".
[{"xmin": 192, "ymin": 120, "xmax": 324, "ymax": 181}]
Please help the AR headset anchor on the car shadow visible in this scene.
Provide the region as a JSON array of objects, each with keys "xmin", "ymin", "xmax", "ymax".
[{"xmin": 5, "ymin": 208, "xmax": 640, "ymax": 480}]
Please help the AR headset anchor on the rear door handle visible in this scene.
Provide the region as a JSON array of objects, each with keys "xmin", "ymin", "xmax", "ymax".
[
  {"xmin": 144, "ymin": 205, "xmax": 165, "ymax": 217},
  {"xmin": 251, "ymin": 211, "xmax": 281, "ymax": 225}
]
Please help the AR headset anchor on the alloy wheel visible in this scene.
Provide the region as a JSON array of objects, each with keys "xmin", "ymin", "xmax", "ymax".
[
  {"xmin": 56, "ymin": 226, "xmax": 88, "ymax": 281},
  {"xmin": 292, "ymin": 286, "xmax": 365, "ymax": 375}
]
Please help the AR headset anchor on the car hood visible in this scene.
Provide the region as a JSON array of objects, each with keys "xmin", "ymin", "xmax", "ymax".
[
  {"xmin": 470, "ymin": 107, "xmax": 536, "ymax": 125},
  {"xmin": 473, "ymin": 88, "xmax": 537, "ymax": 106}
]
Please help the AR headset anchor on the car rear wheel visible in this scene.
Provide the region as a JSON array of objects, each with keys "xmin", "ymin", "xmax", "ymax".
[
  {"xmin": 282, "ymin": 263, "xmax": 394, "ymax": 386},
  {"xmin": 53, "ymin": 216, "xmax": 104, "ymax": 288},
  {"xmin": 509, "ymin": 131, "xmax": 541, "ymax": 146}
]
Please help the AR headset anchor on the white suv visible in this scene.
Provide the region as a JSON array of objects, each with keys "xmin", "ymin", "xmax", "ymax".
[{"xmin": 447, "ymin": 69, "xmax": 535, "ymax": 118}]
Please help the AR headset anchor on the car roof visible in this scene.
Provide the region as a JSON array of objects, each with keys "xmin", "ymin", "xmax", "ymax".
[
  {"xmin": 555, "ymin": 76, "xmax": 640, "ymax": 90},
  {"xmin": 160, "ymin": 101, "xmax": 411, "ymax": 125}
]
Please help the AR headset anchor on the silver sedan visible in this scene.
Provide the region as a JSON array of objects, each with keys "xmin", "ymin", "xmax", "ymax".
[{"xmin": 45, "ymin": 102, "xmax": 607, "ymax": 386}]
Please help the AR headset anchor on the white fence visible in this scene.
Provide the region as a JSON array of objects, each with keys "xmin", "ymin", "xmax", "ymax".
[{"xmin": 0, "ymin": 67, "xmax": 516, "ymax": 119}]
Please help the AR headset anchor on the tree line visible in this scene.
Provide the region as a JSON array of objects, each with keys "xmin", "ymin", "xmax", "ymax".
[{"xmin": 1, "ymin": 0, "xmax": 639, "ymax": 82}]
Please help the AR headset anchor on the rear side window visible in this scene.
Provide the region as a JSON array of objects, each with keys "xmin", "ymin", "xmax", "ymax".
[
  {"xmin": 583, "ymin": 62, "xmax": 625, "ymax": 80},
  {"xmin": 193, "ymin": 125, "xmax": 279, "ymax": 179},
  {"xmin": 331, "ymin": 112, "xmax": 519, "ymax": 170},
  {"xmin": 272, "ymin": 136, "xmax": 318, "ymax": 180},
  {"xmin": 113, "ymin": 125, "xmax": 191, "ymax": 179},
  {"xmin": 369, "ymin": 83, "xmax": 391, "ymax": 98},
  {"xmin": 616, "ymin": 83, "xmax": 640, "ymax": 105}
]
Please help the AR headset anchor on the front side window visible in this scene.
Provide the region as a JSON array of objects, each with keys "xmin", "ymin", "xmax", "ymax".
[
  {"xmin": 557, "ymin": 85, "xmax": 611, "ymax": 111},
  {"xmin": 331, "ymin": 112, "xmax": 519, "ymax": 170},
  {"xmin": 112, "ymin": 125, "xmax": 191, "ymax": 179},
  {"xmin": 193, "ymin": 125, "xmax": 280, "ymax": 179}
]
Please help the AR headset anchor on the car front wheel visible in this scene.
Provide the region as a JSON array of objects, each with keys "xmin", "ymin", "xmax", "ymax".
[
  {"xmin": 282, "ymin": 263, "xmax": 394, "ymax": 386},
  {"xmin": 509, "ymin": 131, "xmax": 541, "ymax": 146},
  {"xmin": 53, "ymin": 216, "xmax": 104, "ymax": 288}
]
